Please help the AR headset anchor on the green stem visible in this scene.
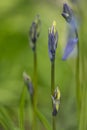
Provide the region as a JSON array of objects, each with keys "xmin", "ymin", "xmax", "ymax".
[
  {"xmin": 52, "ymin": 117, "xmax": 56, "ymax": 130},
  {"xmin": 75, "ymin": 29, "xmax": 81, "ymax": 118},
  {"xmin": 19, "ymin": 86, "xmax": 26, "ymax": 130},
  {"xmin": 0, "ymin": 107, "xmax": 15, "ymax": 130},
  {"xmin": 51, "ymin": 60, "xmax": 56, "ymax": 130},
  {"xmin": 78, "ymin": 22, "xmax": 87, "ymax": 130},
  {"xmin": 82, "ymin": 55, "xmax": 86, "ymax": 130},
  {"xmin": 83, "ymin": 85, "xmax": 87, "ymax": 130},
  {"xmin": 79, "ymin": 53, "xmax": 87, "ymax": 130},
  {"xmin": 31, "ymin": 106, "xmax": 36, "ymax": 130},
  {"xmin": 85, "ymin": 85, "xmax": 87, "ymax": 130},
  {"xmin": 33, "ymin": 47, "xmax": 37, "ymax": 108},
  {"xmin": 31, "ymin": 46, "xmax": 37, "ymax": 130},
  {"xmin": 79, "ymin": 83, "xmax": 86, "ymax": 130},
  {"xmin": 51, "ymin": 61, "xmax": 55, "ymax": 95},
  {"xmin": 76, "ymin": 2, "xmax": 87, "ymax": 130},
  {"xmin": 35, "ymin": 108, "xmax": 52, "ymax": 130}
]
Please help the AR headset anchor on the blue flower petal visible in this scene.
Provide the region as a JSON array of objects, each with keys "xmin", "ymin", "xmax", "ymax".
[
  {"xmin": 70, "ymin": 16, "xmax": 77, "ymax": 32},
  {"xmin": 48, "ymin": 27, "xmax": 58, "ymax": 61},
  {"xmin": 62, "ymin": 3, "xmax": 72, "ymax": 23},
  {"xmin": 62, "ymin": 38, "xmax": 78, "ymax": 60}
]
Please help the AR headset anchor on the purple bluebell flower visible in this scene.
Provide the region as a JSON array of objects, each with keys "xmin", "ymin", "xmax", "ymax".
[
  {"xmin": 62, "ymin": 3, "xmax": 73, "ymax": 23},
  {"xmin": 62, "ymin": 3, "xmax": 77, "ymax": 30},
  {"xmin": 23, "ymin": 72, "xmax": 34, "ymax": 97},
  {"xmin": 29, "ymin": 15, "xmax": 41, "ymax": 51},
  {"xmin": 62, "ymin": 38, "xmax": 78, "ymax": 60},
  {"xmin": 48, "ymin": 21, "xmax": 58, "ymax": 62},
  {"xmin": 62, "ymin": 3, "xmax": 78, "ymax": 60}
]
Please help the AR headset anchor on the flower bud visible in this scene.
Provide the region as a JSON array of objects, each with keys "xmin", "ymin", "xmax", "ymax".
[
  {"xmin": 48, "ymin": 21, "xmax": 58, "ymax": 62},
  {"xmin": 23, "ymin": 72, "xmax": 34, "ymax": 96},
  {"xmin": 29, "ymin": 15, "xmax": 41, "ymax": 51},
  {"xmin": 51, "ymin": 87, "xmax": 61, "ymax": 116},
  {"xmin": 62, "ymin": 3, "xmax": 73, "ymax": 23}
]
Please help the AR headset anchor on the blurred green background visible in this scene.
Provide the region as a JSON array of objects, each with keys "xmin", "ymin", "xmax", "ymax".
[{"xmin": 0, "ymin": 0, "xmax": 87, "ymax": 130}]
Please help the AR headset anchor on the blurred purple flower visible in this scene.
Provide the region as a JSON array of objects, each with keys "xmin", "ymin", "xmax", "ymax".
[
  {"xmin": 62, "ymin": 38, "xmax": 78, "ymax": 60},
  {"xmin": 23, "ymin": 72, "xmax": 34, "ymax": 96},
  {"xmin": 62, "ymin": 3, "xmax": 77, "ymax": 30},
  {"xmin": 62, "ymin": 3, "xmax": 78, "ymax": 60},
  {"xmin": 29, "ymin": 15, "xmax": 41, "ymax": 51},
  {"xmin": 48, "ymin": 21, "xmax": 58, "ymax": 62},
  {"xmin": 62, "ymin": 3, "xmax": 73, "ymax": 23}
]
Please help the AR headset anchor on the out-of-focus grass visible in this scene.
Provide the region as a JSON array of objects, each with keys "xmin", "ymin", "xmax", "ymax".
[{"xmin": 0, "ymin": 0, "xmax": 80, "ymax": 130}]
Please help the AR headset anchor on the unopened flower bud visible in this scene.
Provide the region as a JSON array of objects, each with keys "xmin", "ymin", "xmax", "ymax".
[
  {"xmin": 51, "ymin": 87, "xmax": 61, "ymax": 116},
  {"xmin": 48, "ymin": 21, "xmax": 58, "ymax": 62},
  {"xmin": 29, "ymin": 15, "xmax": 41, "ymax": 51},
  {"xmin": 23, "ymin": 72, "xmax": 34, "ymax": 96}
]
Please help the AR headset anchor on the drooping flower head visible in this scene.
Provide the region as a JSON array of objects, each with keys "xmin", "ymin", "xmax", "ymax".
[
  {"xmin": 29, "ymin": 15, "xmax": 41, "ymax": 51},
  {"xmin": 62, "ymin": 3, "xmax": 78, "ymax": 60},
  {"xmin": 62, "ymin": 3, "xmax": 77, "ymax": 30},
  {"xmin": 51, "ymin": 87, "xmax": 61, "ymax": 116},
  {"xmin": 48, "ymin": 21, "xmax": 58, "ymax": 62},
  {"xmin": 62, "ymin": 3, "xmax": 73, "ymax": 23},
  {"xmin": 23, "ymin": 72, "xmax": 34, "ymax": 97}
]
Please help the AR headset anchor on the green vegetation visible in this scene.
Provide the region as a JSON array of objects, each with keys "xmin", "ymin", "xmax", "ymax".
[{"xmin": 0, "ymin": 0, "xmax": 87, "ymax": 130}]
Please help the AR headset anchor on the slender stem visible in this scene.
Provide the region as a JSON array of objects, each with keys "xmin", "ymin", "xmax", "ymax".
[
  {"xmin": 79, "ymin": 47, "xmax": 87, "ymax": 130},
  {"xmin": 19, "ymin": 86, "xmax": 26, "ymax": 130},
  {"xmin": 51, "ymin": 60, "xmax": 56, "ymax": 130},
  {"xmin": 85, "ymin": 84, "xmax": 87, "ymax": 130},
  {"xmin": 76, "ymin": 41, "xmax": 80, "ymax": 112},
  {"xmin": 75, "ymin": 29, "xmax": 81, "ymax": 118},
  {"xmin": 33, "ymin": 46, "xmax": 37, "ymax": 108},
  {"xmin": 80, "ymin": 25, "xmax": 87, "ymax": 130},
  {"xmin": 76, "ymin": 2, "xmax": 87, "ymax": 130},
  {"xmin": 79, "ymin": 87, "xmax": 84, "ymax": 130},
  {"xmin": 32, "ymin": 45, "xmax": 37, "ymax": 130},
  {"xmin": 52, "ymin": 117, "xmax": 56, "ymax": 130},
  {"xmin": 79, "ymin": 83, "xmax": 86, "ymax": 130},
  {"xmin": 31, "ymin": 107, "xmax": 36, "ymax": 130},
  {"xmin": 83, "ymin": 85, "xmax": 87, "ymax": 130},
  {"xmin": 78, "ymin": 21, "xmax": 87, "ymax": 130},
  {"xmin": 81, "ymin": 55, "xmax": 86, "ymax": 130},
  {"xmin": 51, "ymin": 61, "xmax": 55, "ymax": 95},
  {"xmin": 35, "ymin": 108, "xmax": 52, "ymax": 130}
]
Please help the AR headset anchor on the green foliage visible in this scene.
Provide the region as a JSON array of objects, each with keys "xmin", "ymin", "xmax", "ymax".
[
  {"xmin": 0, "ymin": 0, "xmax": 87, "ymax": 130},
  {"xmin": 0, "ymin": 107, "xmax": 15, "ymax": 130}
]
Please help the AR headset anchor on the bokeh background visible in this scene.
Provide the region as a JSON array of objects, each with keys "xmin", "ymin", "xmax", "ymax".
[{"xmin": 0, "ymin": 0, "xmax": 87, "ymax": 130}]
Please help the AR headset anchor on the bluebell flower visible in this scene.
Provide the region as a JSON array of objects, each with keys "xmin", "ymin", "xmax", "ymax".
[
  {"xmin": 48, "ymin": 21, "xmax": 58, "ymax": 62},
  {"xmin": 23, "ymin": 72, "xmax": 34, "ymax": 96},
  {"xmin": 62, "ymin": 3, "xmax": 78, "ymax": 60},
  {"xmin": 29, "ymin": 15, "xmax": 41, "ymax": 51},
  {"xmin": 62, "ymin": 3, "xmax": 77, "ymax": 30},
  {"xmin": 51, "ymin": 87, "xmax": 61, "ymax": 116},
  {"xmin": 62, "ymin": 38, "xmax": 78, "ymax": 60},
  {"xmin": 62, "ymin": 3, "xmax": 73, "ymax": 23}
]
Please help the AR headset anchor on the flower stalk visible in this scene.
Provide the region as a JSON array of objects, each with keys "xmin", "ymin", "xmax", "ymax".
[
  {"xmin": 23, "ymin": 72, "xmax": 35, "ymax": 130},
  {"xmin": 33, "ymin": 47, "xmax": 37, "ymax": 109},
  {"xmin": 75, "ymin": 28, "xmax": 81, "ymax": 117},
  {"xmin": 32, "ymin": 47, "xmax": 37, "ymax": 130},
  {"xmin": 78, "ymin": 7, "xmax": 87, "ymax": 129},
  {"xmin": 29, "ymin": 15, "xmax": 41, "ymax": 130},
  {"xmin": 48, "ymin": 21, "xmax": 58, "ymax": 130},
  {"xmin": 61, "ymin": 3, "xmax": 81, "ymax": 119},
  {"xmin": 19, "ymin": 85, "xmax": 26, "ymax": 130},
  {"xmin": 51, "ymin": 61, "xmax": 56, "ymax": 130}
]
